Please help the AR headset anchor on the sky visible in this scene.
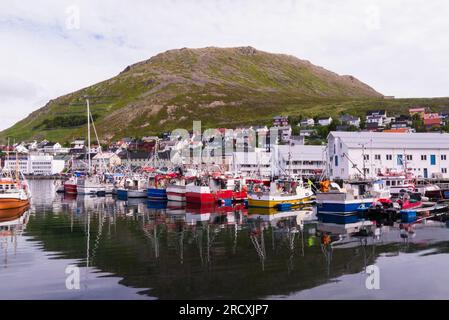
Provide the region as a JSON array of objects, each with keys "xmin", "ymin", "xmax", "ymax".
[{"xmin": 1, "ymin": 0, "xmax": 449, "ymax": 130}]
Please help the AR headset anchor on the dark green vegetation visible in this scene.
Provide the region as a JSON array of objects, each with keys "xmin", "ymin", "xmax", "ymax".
[
  {"xmin": 2, "ymin": 46, "xmax": 449, "ymax": 143},
  {"xmin": 34, "ymin": 114, "xmax": 99, "ymax": 130}
]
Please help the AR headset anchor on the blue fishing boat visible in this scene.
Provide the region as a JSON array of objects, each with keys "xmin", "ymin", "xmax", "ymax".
[
  {"xmin": 147, "ymin": 187, "xmax": 167, "ymax": 200},
  {"xmin": 116, "ymin": 188, "xmax": 128, "ymax": 199},
  {"xmin": 316, "ymin": 180, "xmax": 390, "ymax": 224}
]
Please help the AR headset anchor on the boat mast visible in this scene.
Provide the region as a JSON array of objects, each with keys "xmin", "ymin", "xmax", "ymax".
[{"xmin": 86, "ymin": 98, "xmax": 92, "ymax": 175}]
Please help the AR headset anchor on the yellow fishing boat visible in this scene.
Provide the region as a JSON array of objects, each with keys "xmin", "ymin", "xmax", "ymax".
[{"xmin": 248, "ymin": 180, "xmax": 314, "ymax": 208}]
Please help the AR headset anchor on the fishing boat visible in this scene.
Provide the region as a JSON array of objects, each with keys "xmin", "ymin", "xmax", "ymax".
[
  {"xmin": 117, "ymin": 175, "xmax": 148, "ymax": 198},
  {"xmin": 147, "ymin": 173, "xmax": 173, "ymax": 200},
  {"xmin": 378, "ymin": 171, "xmax": 415, "ymax": 195},
  {"xmin": 64, "ymin": 175, "xmax": 78, "ymax": 194},
  {"xmin": 76, "ymin": 175, "xmax": 105, "ymax": 195},
  {"xmin": 247, "ymin": 179, "xmax": 314, "ymax": 208},
  {"xmin": 0, "ymin": 172, "xmax": 31, "ymax": 210},
  {"xmin": 185, "ymin": 175, "xmax": 235, "ymax": 204},
  {"xmin": 167, "ymin": 183, "xmax": 186, "ymax": 202},
  {"xmin": 316, "ymin": 180, "xmax": 390, "ymax": 224}
]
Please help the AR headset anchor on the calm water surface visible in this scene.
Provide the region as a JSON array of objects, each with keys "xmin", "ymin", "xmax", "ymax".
[{"xmin": 2, "ymin": 180, "xmax": 449, "ymax": 299}]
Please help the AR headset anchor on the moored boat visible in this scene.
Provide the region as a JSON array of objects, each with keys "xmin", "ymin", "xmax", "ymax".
[
  {"xmin": 64, "ymin": 175, "xmax": 78, "ymax": 194},
  {"xmin": 316, "ymin": 180, "xmax": 390, "ymax": 224},
  {"xmin": 247, "ymin": 179, "xmax": 314, "ymax": 208},
  {"xmin": 0, "ymin": 175, "xmax": 31, "ymax": 210}
]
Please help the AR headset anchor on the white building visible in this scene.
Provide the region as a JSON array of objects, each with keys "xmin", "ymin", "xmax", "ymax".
[
  {"xmin": 233, "ymin": 145, "xmax": 326, "ymax": 178},
  {"xmin": 233, "ymin": 149, "xmax": 273, "ymax": 177},
  {"xmin": 3, "ymin": 155, "xmax": 29, "ymax": 174},
  {"xmin": 42, "ymin": 142, "xmax": 69, "ymax": 155},
  {"xmin": 340, "ymin": 115, "xmax": 361, "ymax": 128},
  {"xmin": 318, "ymin": 117, "xmax": 333, "ymax": 126},
  {"xmin": 278, "ymin": 145, "xmax": 326, "ymax": 177},
  {"xmin": 327, "ymin": 131, "xmax": 449, "ymax": 180},
  {"xmin": 92, "ymin": 152, "xmax": 122, "ymax": 169},
  {"xmin": 29, "ymin": 155, "xmax": 65, "ymax": 175},
  {"xmin": 300, "ymin": 118, "xmax": 315, "ymax": 127},
  {"xmin": 3, "ymin": 154, "xmax": 65, "ymax": 175}
]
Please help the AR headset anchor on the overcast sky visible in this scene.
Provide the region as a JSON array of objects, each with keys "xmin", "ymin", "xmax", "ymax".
[{"xmin": 1, "ymin": 0, "xmax": 449, "ymax": 130}]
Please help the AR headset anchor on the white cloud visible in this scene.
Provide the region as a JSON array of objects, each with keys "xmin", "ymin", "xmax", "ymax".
[{"xmin": 1, "ymin": 0, "xmax": 449, "ymax": 130}]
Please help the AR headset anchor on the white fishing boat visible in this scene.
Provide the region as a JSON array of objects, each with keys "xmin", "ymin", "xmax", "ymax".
[
  {"xmin": 117, "ymin": 175, "xmax": 148, "ymax": 198},
  {"xmin": 378, "ymin": 171, "xmax": 415, "ymax": 194},
  {"xmin": 77, "ymin": 176, "xmax": 106, "ymax": 195}
]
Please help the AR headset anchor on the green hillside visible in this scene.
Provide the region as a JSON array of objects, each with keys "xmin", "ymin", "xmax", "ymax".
[{"xmin": 2, "ymin": 46, "xmax": 449, "ymax": 143}]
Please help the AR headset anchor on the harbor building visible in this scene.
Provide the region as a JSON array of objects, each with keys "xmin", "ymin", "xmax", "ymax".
[
  {"xmin": 3, "ymin": 154, "xmax": 65, "ymax": 175},
  {"xmin": 327, "ymin": 131, "xmax": 449, "ymax": 180},
  {"xmin": 233, "ymin": 145, "xmax": 326, "ymax": 178},
  {"xmin": 278, "ymin": 145, "xmax": 326, "ymax": 177}
]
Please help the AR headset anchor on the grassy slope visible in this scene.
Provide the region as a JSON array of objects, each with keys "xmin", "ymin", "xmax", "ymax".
[{"xmin": 2, "ymin": 46, "xmax": 448, "ymax": 143}]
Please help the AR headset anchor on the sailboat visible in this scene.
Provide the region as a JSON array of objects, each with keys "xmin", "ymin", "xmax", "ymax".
[{"xmin": 76, "ymin": 98, "xmax": 106, "ymax": 195}]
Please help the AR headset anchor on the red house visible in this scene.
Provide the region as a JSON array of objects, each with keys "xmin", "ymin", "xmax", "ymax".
[{"xmin": 423, "ymin": 113, "xmax": 442, "ymax": 128}]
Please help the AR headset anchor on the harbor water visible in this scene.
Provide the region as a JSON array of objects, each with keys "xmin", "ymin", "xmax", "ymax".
[{"xmin": 2, "ymin": 180, "xmax": 449, "ymax": 299}]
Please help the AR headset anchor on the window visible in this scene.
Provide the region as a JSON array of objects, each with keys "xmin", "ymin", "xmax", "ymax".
[
  {"xmin": 363, "ymin": 168, "xmax": 370, "ymax": 174},
  {"xmin": 363, "ymin": 154, "xmax": 369, "ymax": 161},
  {"xmin": 406, "ymin": 155, "xmax": 413, "ymax": 161},
  {"xmin": 431, "ymin": 155, "xmax": 436, "ymax": 165},
  {"xmin": 421, "ymin": 155, "xmax": 427, "ymax": 161},
  {"xmin": 442, "ymin": 168, "xmax": 448, "ymax": 174},
  {"xmin": 386, "ymin": 154, "xmax": 392, "ymax": 160},
  {"xmin": 375, "ymin": 154, "xmax": 381, "ymax": 160},
  {"xmin": 442, "ymin": 155, "xmax": 447, "ymax": 161}
]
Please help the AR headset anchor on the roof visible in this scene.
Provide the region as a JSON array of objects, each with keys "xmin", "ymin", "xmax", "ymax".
[
  {"xmin": 92, "ymin": 152, "xmax": 118, "ymax": 160},
  {"xmin": 409, "ymin": 107, "xmax": 426, "ymax": 112},
  {"xmin": 120, "ymin": 151, "xmax": 151, "ymax": 160},
  {"xmin": 340, "ymin": 114, "xmax": 360, "ymax": 122},
  {"xmin": 329, "ymin": 131, "xmax": 449, "ymax": 149},
  {"xmin": 383, "ymin": 128, "xmax": 410, "ymax": 133},
  {"xmin": 366, "ymin": 110, "xmax": 386, "ymax": 116},
  {"xmin": 278, "ymin": 145, "xmax": 325, "ymax": 161},
  {"xmin": 233, "ymin": 151, "xmax": 272, "ymax": 164}
]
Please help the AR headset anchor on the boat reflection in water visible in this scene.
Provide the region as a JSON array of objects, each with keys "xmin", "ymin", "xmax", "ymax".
[
  {"xmin": 5, "ymin": 180, "xmax": 449, "ymax": 299},
  {"xmin": 0, "ymin": 205, "xmax": 30, "ymax": 267}
]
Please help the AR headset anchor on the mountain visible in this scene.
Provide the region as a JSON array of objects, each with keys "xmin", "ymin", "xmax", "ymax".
[{"xmin": 0, "ymin": 46, "xmax": 438, "ymax": 143}]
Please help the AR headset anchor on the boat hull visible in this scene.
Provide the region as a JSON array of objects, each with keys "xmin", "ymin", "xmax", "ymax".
[
  {"xmin": 77, "ymin": 186, "xmax": 105, "ymax": 195},
  {"xmin": 185, "ymin": 185, "xmax": 233, "ymax": 204},
  {"xmin": 0, "ymin": 205, "xmax": 29, "ymax": 222},
  {"xmin": 166, "ymin": 185, "xmax": 186, "ymax": 202},
  {"xmin": 127, "ymin": 190, "xmax": 148, "ymax": 198},
  {"xmin": 64, "ymin": 183, "xmax": 77, "ymax": 195},
  {"xmin": 0, "ymin": 198, "xmax": 30, "ymax": 210},
  {"xmin": 316, "ymin": 199, "xmax": 374, "ymax": 214},
  {"xmin": 147, "ymin": 188, "xmax": 167, "ymax": 200},
  {"xmin": 248, "ymin": 192, "xmax": 313, "ymax": 208}
]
